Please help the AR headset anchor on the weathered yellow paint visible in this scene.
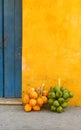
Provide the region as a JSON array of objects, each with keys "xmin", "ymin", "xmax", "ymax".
[{"xmin": 22, "ymin": 0, "xmax": 81, "ymax": 106}]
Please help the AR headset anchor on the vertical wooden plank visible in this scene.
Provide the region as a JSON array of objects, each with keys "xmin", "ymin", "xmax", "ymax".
[
  {"xmin": 14, "ymin": 0, "xmax": 22, "ymax": 97},
  {"xmin": 0, "ymin": 0, "xmax": 3, "ymax": 97},
  {"xmin": 4, "ymin": 0, "xmax": 15, "ymax": 97}
]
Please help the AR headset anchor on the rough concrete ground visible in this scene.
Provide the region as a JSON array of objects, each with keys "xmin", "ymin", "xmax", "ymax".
[{"xmin": 0, "ymin": 106, "xmax": 81, "ymax": 130}]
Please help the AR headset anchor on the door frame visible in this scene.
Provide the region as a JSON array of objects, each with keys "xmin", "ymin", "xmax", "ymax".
[{"xmin": 0, "ymin": 0, "xmax": 3, "ymax": 97}]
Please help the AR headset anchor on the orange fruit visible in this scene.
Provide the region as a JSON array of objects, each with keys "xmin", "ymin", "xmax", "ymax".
[
  {"xmin": 30, "ymin": 91, "xmax": 38, "ymax": 99},
  {"xmin": 37, "ymin": 97, "xmax": 43, "ymax": 106},
  {"xmin": 42, "ymin": 90, "xmax": 48, "ymax": 96},
  {"xmin": 27, "ymin": 88, "xmax": 35, "ymax": 95},
  {"xmin": 42, "ymin": 96, "xmax": 48, "ymax": 104},
  {"xmin": 24, "ymin": 104, "xmax": 32, "ymax": 112},
  {"xmin": 29, "ymin": 99, "xmax": 37, "ymax": 107},
  {"xmin": 22, "ymin": 94, "xmax": 30, "ymax": 104},
  {"xmin": 33, "ymin": 105, "xmax": 40, "ymax": 111}
]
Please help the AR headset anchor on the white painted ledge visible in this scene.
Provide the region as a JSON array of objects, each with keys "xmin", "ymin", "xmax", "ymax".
[{"xmin": 0, "ymin": 98, "xmax": 22, "ymax": 105}]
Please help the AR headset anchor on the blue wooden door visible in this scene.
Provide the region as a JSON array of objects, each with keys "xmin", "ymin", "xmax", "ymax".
[{"xmin": 0, "ymin": 0, "xmax": 22, "ymax": 97}]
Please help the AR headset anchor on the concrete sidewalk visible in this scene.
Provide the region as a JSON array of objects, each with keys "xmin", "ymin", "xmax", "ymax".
[{"xmin": 0, "ymin": 105, "xmax": 81, "ymax": 130}]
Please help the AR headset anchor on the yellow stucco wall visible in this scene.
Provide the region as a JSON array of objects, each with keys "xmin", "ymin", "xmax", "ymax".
[{"xmin": 22, "ymin": 0, "xmax": 81, "ymax": 106}]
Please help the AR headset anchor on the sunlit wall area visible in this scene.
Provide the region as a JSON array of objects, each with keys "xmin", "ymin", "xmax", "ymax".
[{"xmin": 22, "ymin": 0, "xmax": 81, "ymax": 106}]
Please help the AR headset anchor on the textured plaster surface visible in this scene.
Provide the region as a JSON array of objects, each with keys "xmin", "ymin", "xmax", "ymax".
[{"xmin": 23, "ymin": 0, "xmax": 81, "ymax": 105}]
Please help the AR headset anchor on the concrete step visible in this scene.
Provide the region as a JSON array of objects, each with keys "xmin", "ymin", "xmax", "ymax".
[{"xmin": 0, "ymin": 98, "xmax": 22, "ymax": 105}]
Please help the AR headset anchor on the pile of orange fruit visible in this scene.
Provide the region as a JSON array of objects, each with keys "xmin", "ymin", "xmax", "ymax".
[{"xmin": 22, "ymin": 87, "xmax": 48, "ymax": 112}]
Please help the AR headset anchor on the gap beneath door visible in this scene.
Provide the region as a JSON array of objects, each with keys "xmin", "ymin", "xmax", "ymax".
[{"xmin": 0, "ymin": 98, "xmax": 22, "ymax": 105}]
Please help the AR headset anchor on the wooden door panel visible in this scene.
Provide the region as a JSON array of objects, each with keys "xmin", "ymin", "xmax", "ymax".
[
  {"xmin": 14, "ymin": 0, "xmax": 22, "ymax": 97},
  {"xmin": 4, "ymin": 0, "xmax": 15, "ymax": 97},
  {"xmin": 4, "ymin": 0, "xmax": 22, "ymax": 97}
]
